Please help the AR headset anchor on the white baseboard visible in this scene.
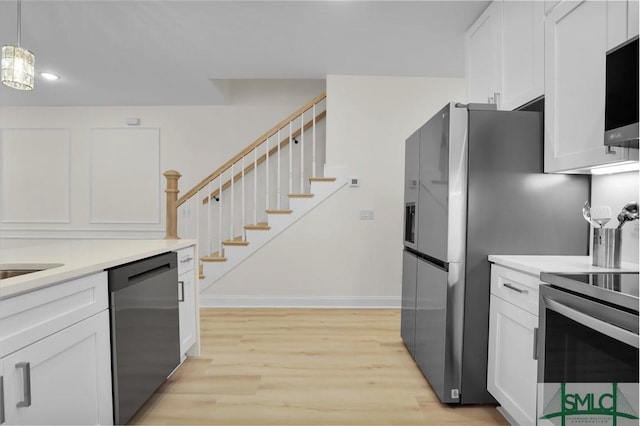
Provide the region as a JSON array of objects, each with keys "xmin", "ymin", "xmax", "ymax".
[{"xmin": 199, "ymin": 295, "xmax": 400, "ymax": 309}]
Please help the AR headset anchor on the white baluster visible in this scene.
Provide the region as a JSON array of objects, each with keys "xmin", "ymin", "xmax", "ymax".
[
  {"xmin": 289, "ymin": 121, "xmax": 293, "ymax": 197},
  {"xmin": 230, "ymin": 163, "xmax": 235, "ymax": 241},
  {"xmin": 241, "ymin": 156, "xmax": 245, "ymax": 240},
  {"xmin": 300, "ymin": 110, "xmax": 304, "ymax": 193},
  {"xmin": 218, "ymin": 175, "xmax": 223, "ymax": 254},
  {"xmin": 312, "ymin": 103, "xmax": 316, "ymax": 177},
  {"xmin": 195, "ymin": 189, "xmax": 200, "ymax": 258},
  {"xmin": 207, "ymin": 180, "xmax": 212, "ymax": 255},
  {"xmin": 277, "ymin": 129, "xmax": 281, "ymax": 209},
  {"xmin": 265, "ymin": 137, "xmax": 270, "ymax": 211},
  {"xmin": 253, "ymin": 148, "xmax": 257, "ymax": 225}
]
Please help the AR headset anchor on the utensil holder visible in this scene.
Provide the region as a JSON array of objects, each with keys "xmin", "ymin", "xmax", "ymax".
[{"xmin": 592, "ymin": 228, "xmax": 621, "ymax": 268}]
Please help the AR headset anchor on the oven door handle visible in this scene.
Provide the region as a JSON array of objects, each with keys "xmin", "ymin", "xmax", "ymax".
[{"xmin": 543, "ymin": 296, "xmax": 639, "ymax": 349}]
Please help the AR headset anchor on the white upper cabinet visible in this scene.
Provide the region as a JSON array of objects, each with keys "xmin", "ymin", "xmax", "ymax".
[
  {"xmin": 609, "ymin": 0, "xmax": 639, "ymax": 49},
  {"xmin": 545, "ymin": 1, "xmax": 563, "ymax": 15},
  {"xmin": 466, "ymin": 1, "xmax": 503, "ymax": 106},
  {"xmin": 629, "ymin": 0, "xmax": 640, "ymax": 38},
  {"xmin": 608, "ymin": 0, "xmax": 629, "ymax": 50},
  {"xmin": 544, "ymin": 0, "xmax": 634, "ymax": 173},
  {"xmin": 501, "ymin": 0, "xmax": 545, "ymax": 110},
  {"xmin": 466, "ymin": 1, "xmax": 544, "ymax": 110}
]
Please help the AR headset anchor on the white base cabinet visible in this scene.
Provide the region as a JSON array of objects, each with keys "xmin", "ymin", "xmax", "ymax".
[
  {"xmin": 0, "ymin": 272, "xmax": 113, "ymax": 425},
  {"xmin": 177, "ymin": 247, "xmax": 197, "ymax": 361},
  {"xmin": 487, "ymin": 264, "xmax": 541, "ymax": 426},
  {"xmin": 2, "ymin": 311, "xmax": 112, "ymax": 425},
  {"xmin": 488, "ymin": 295, "xmax": 538, "ymax": 426}
]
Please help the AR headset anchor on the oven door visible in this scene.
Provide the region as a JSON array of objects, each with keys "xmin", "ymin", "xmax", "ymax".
[{"xmin": 538, "ymin": 284, "xmax": 639, "ymax": 384}]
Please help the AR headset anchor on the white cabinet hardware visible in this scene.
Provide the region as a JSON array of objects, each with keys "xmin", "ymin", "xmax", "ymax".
[
  {"xmin": 14, "ymin": 363, "xmax": 30, "ymax": 408},
  {"xmin": 503, "ymin": 282, "xmax": 528, "ymax": 294}
]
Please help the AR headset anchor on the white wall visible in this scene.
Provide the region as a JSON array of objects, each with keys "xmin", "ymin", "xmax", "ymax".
[
  {"xmin": 201, "ymin": 75, "xmax": 466, "ymax": 307},
  {"xmin": 591, "ymin": 171, "xmax": 639, "ymax": 263},
  {"xmin": 0, "ymin": 82, "xmax": 324, "ymax": 239}
]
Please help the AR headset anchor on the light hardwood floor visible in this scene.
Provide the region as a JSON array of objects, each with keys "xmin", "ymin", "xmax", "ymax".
[{"xmin": 130, "ymin": 308, "xmax": 508, "ymax": 425}]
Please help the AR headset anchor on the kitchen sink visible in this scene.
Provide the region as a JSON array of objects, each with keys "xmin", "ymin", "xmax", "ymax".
[{"xmin": 0, "ymin": 263, "xmax": 64, "ymax": 280}]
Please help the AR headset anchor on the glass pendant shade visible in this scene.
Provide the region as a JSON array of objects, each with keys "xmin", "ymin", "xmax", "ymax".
[{"xmin": 1, "ymin": 45, "xmax": 35, "ymax": 90}]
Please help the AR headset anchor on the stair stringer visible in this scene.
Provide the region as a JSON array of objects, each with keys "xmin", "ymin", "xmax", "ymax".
[{"xmin": 199, "ymin": 165, "xmax": 347, "ymax": 292}]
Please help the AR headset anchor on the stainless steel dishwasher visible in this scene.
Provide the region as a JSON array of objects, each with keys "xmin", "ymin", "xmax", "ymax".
[{"xmin": 107, "ymin": 252, "xmax": 180, "ymax": 425}]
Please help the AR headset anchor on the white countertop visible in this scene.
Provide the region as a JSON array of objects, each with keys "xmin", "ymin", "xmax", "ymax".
[
  {"xmin": 489, "ymin": 255, "xmax": 640, "ymax": 277},
  {"xmin": 0, "ymin": 239, "xmax": 197, "ymax": 299}
]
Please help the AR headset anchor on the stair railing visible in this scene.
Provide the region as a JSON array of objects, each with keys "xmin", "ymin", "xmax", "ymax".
[{"xmin": 164, "ymin": 93, "xmax": 327, "ymax": 264}]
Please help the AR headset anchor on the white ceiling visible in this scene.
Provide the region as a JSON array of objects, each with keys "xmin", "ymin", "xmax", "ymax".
[{"xmin": 0, "ymin": 1, "xmax": 489, "ymax": 107}]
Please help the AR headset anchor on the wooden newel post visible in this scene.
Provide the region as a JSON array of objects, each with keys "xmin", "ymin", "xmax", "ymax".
[{"xmin": 164, "ymin": 170, "xmax": 181, "ymax": 239}]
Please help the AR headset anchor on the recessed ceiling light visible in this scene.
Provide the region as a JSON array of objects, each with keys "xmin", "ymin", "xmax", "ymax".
[{"xmin": 40, "ymin": 72, "xmax": 60, "ymax": 81}]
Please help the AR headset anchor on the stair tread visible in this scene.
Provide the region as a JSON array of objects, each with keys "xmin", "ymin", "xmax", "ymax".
[
  {"xmin": 223, "ymin": 236, "xmax": 249, "ymax": 246},
  {"xmin": 245, "ymin": 223, "xmax": 271, "ymax": 230},
  {"xmin": 201, "ymin": 254, "xmax": 227, "ymax": 262},
  {"xmin": 309, "ymin": 177, "xmax": 336, "ymax": 182},
  {"xmin": 266, "ymin": 210, "xmax": 293, "ymax": 215},
  {"xmin": 288, "ymin": 193, "xmax": 314, "ymax": 198}
]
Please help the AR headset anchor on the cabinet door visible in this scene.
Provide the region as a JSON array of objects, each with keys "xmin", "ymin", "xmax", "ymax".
[
  {"xmin": 608, "ymin": 0, "xmax": 640, "ymax": 49},
  {"xmin": 629, "ymin": 0, "xmax": 639, "ymax": 39},
  {"xmin": 487, "ymin": 295, "xmax": 538, "ymax": 426},
  {"xmin": 545, "ymin": 0, "xmax": 562, "ymax": 15},
  {"xmin": 544, "ymin": 0, "xmax": 630, "ymax": 172},
  {"xmin": 501, "ymin": 0, "xmax": 544, "ymax": 110},
  {"xmin": 178, "ymin": 271, "xmax": 196, "ymax": 361},
  {"xmin": 608, "ymin": 0, "xmax": 628, "ymax": 50},
  {"xmin": 466, "ymin": 1, "xmax": 503, "ymax": 105},
  {"xmin": 3, "ymin": 311, "xmax": 112, "ymax": 425}
]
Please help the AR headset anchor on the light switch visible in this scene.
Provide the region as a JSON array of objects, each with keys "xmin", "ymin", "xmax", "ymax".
[{"xmin": 360, "ymin": 209, "xmax": 374, "ymax": 220}]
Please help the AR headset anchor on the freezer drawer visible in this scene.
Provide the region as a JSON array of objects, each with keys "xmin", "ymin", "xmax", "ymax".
[{"xmin": 414, "ymin": 257, "xmax": 463, "ymax": 403}]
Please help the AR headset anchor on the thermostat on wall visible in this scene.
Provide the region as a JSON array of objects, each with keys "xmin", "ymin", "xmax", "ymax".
[{"xmin": 349, "ymin": 177, "xmax": 359, "ymax": 187}]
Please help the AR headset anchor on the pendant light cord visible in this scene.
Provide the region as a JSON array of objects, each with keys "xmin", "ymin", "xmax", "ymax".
[{"xmin": 17, "ymin": 0, "xmax": 21, "ymax": 47}]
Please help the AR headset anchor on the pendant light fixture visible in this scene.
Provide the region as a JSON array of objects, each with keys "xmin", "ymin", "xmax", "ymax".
[{"xmin": 1, "ymin": 0, "xmax": 35, "ymax": 90}]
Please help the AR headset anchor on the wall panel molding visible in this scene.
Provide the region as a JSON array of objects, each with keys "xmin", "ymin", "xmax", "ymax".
[
  {"xmin": 0, "ymin": 128, "xmax": 71, "ymax": 224},
  {"xmin": 89, "ymin": 127, "xmax": 161, "ymax": 224}
]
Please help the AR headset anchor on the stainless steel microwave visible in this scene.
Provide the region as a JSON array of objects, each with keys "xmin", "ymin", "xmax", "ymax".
[{"xmin": 604, "ymin": 37, "xmax": 639, "ymax": 148}]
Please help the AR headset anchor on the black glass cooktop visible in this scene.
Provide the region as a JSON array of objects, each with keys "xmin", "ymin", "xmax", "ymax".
[
  {"xmin": 540, "ymin": 272, "xmax": 639, "ymax": 312},
  {"xmin": 557, "ymin": 273, "xmax": 639, "ymax": 297}
]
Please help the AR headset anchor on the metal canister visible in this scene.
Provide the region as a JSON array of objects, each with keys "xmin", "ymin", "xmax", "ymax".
[{"xmin": 592, "ymin": 228, "xmax": 622, "ymax": 268}]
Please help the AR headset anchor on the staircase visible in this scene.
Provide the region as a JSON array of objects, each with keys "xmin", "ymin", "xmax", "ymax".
[{"xmin": 163, "ymin": 93, "xmax": 347, "ymax": 291}]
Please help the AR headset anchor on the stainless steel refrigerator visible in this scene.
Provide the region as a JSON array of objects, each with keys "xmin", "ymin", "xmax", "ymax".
[{"xmin": 400, "ymin": 102, "xmax": 589, "ymax": 404}]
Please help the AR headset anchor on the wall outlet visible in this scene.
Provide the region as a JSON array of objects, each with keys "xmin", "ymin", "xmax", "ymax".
[
  {"xmin": 360, "ymin": 209, "xmax": 374, "ymax": 220},
  {"xmin": 349, "ymin": 177, "xmax": 359, "ymax": 187}
]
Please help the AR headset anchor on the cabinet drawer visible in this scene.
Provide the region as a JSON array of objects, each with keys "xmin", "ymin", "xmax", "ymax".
[
  {"xmin": 0, "ymin": 272, "xmax": 108, "ymax": 358},
  {"xmin": 490, "ymin": 265, "xmax": 540, "ymax": 316},
  {"xmin": 176, "ymin": 246, "xmax": 195, "ymax": 275}
]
